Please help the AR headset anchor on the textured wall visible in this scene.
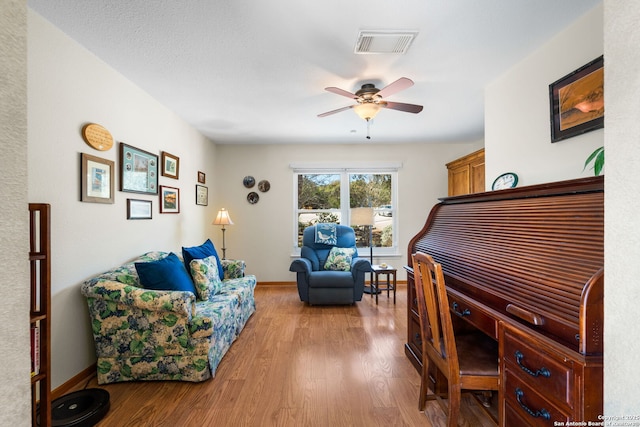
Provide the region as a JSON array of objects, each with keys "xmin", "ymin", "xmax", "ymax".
[
  {"xmin": 0, "ymin": 0, "xmax": 31, "ymax": 425},
  {"xmin": 604, "ymin": 0, "xmax": 640, "ymax": 415}
]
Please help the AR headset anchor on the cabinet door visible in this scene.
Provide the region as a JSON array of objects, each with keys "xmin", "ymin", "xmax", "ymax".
[
  {"xmin": 448, "ymin": 164, "xmax": 471, "ymax": 196},
  {"xmin": 446, "ymin": 148, "xmax": 485, "ymax": 196}
]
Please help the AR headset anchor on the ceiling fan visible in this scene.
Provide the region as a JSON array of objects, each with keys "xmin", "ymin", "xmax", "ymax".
[{"xmin": 318, "ymin": 77, "xmax": 423, "ymax": 119}]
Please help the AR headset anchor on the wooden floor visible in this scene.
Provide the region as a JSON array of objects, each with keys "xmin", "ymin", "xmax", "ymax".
[{"xmin": 79, "ymin": 285, "xmax": 496, "ymax": 426}]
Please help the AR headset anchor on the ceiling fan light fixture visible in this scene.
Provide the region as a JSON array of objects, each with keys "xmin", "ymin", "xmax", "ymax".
[{"xmin": 354, "ymin": 103, "xmax": 382, "ymax": 121}]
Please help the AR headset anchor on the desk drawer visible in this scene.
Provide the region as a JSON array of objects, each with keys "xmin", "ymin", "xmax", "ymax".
[
  {"xmin": 408, "ymin": 315, "xmax": 423, "ymax": 359},
  {"xmin": 504, "ymin": 367, "xmax": 569, "ymax": 427},
  {"xmin": 503, "ymin": 328, "xmax": 573, "ymax": 409},
  {"xmin": 446, "ymin": 292, "xmax": 497, "ymax": 339}
]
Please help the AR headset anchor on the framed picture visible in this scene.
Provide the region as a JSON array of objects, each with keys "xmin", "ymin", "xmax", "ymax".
[
  {"xmin": 196, "ymin": 185, "xmax": 208, "ymax": 206},
  {"xmin": 159, "ymin": 185, "xmax": 180, "ymax": 213},
  {"xmin": 119, "ymin": 143, "xmax": 158, "ymax": 194},
  {"xmin": 161, "ymin": 151, "xmax": 179, "ymax": 179},
  {"xmin": 127, "ymin": 199, "xmax": 152, "ymax": 219},
  {"xmin": 197, "ymin": 171, "xmax": 206, "ymax": 184},
  {"xmin": 549, "ymin": 55, "xmax": 604, "ymax": 142},
  {"xmin": 81, "ymin": 153, "xmax": 114, "ymax": 204}
]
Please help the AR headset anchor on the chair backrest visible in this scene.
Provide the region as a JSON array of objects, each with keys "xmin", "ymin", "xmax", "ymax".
[
  {"xmin": 301, "ymin": 224, "xmax": 358, "ymax": 271},
  {"xmin": 412, "ymin": 251, "xmax": 460, "ymax": 381}
]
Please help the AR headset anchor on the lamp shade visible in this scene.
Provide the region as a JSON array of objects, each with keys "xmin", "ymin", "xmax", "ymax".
[
  {"xmin": 212, "ymin": 208, "xmax": 233, "ymax": 225},
  {"xmin": 350, "ymin": 207, "xmax": 374, "ymax": 226},
  {"xmin": 353, "ymin": 103, "xmax": 383, "ymax": 121}
]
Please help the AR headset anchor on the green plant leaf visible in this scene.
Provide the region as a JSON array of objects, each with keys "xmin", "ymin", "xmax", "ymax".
[{"xmin": 584, "ymin": 146, "xmax": 605, "ymax": 176}]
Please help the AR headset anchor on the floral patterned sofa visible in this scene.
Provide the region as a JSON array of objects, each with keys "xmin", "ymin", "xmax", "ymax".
[{"xmin": 81, "ymin": 250, "xmax": 256, "ymax": 384}]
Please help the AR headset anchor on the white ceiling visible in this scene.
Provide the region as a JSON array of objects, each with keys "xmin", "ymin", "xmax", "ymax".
[{"xmin": 28, "ymin": 0, "xmax": 600, "ymax": 145}]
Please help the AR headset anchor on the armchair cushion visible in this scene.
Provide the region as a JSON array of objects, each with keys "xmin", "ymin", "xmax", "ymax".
[
  {"xmin": 182, "ymin": 239, "xmax": 224, "ymax": 281},
  {"xmin": 135, "ymin": 252, "xmax": 196, "ymax": 294},
  {"xmin": 324, "ymin": 247, "xmax": 356, "ymax": 271},
  {"xmin": 190, "ymin": 255, "xmax": 223, "ymax": 300}
]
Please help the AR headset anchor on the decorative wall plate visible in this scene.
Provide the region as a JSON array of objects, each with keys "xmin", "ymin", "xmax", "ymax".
[
  {"xmin": 258, "ymin": 180, "xmax": 270, "ymax": 192},
  {"xmin": 247, "ymin": 192, "xmax": 259, "ymax": 204},
  {"xmin": 243, "ymin": 176, "xmax": 255, "ymax": 188},
  {"xmin": 82, "ymin": 123, "xmax": 114, "ymax": 151}
]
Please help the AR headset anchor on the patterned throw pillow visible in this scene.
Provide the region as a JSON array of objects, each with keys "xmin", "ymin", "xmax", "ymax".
[
  {"xmin": 182, "ymin": 239, "xmax": 224, "ymax": 281},
  {"xmin": 315, "ymin": 223, "xmax": 337, "ymax": 245},
  {"xmin": 324, "ymin": 247, "xmax": 356, "ymax": 271},
  {"xmin": 190, "ymin": 255, "xmax": 223, "ymax": 300}
]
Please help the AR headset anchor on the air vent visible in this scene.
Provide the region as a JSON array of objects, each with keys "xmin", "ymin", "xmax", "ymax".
[{"xmin": 355, "ymin": 30, "xmax": 418, "ymax": 54}]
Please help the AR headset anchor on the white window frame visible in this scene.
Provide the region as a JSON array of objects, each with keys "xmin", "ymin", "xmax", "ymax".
[{"xmin": 290, "ymin": 162, "xmax": 400, "ymax": 256}]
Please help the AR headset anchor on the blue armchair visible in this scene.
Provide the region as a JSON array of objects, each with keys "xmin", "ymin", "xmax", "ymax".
[{"xmin": 290, "ymin": 224, "xmax": 372, "ymax": 305}]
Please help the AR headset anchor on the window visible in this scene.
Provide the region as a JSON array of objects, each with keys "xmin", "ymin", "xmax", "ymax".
[{"xmin": 292, "ymin": 164, "xmax": 398, "ymax": 255}]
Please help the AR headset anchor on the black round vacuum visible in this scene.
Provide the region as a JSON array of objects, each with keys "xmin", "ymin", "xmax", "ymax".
[{"xmin": 39, "ymin": 388, "xmax": 110, "ymax": 427}]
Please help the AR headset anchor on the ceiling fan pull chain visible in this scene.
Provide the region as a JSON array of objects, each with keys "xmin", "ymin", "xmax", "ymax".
[{"xmin": 366, "ymin": 118, "xmax": 371, "ymax": 140}]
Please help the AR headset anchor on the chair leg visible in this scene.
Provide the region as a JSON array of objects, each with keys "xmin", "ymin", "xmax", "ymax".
[
  {"xmin": 447, "ymin": 384, "xmax": 462, "ymax": 427},
  {"xmin": 419, "ymin": 357, "xmax": 430, "ymax": 411}
]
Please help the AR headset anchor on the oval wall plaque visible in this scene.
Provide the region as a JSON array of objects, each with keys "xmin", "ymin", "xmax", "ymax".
[{"xmin": 82, "ymin": 123, "xmax": 114, "ymax": 151}]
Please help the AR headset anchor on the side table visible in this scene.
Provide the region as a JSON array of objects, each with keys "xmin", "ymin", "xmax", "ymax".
[{"xmin": 371, "ymin": 265, "xmax": 397, "ymax": 305}]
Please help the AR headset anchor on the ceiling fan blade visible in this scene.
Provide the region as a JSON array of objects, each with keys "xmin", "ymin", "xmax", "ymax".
[
  {"xmin": 377, "ymin": 77, "xmax": 414, "ymax": 98},
  {"xmin": 318, "ymin": 105, "xmax": 355, "ymax": 117},
  {"xmin": 383, "ymin": 101, "xmax": 423, "ymax": 114},
  {"xmin": 325, "ymin": 87, "xmax": 358, "ymax": 99}
]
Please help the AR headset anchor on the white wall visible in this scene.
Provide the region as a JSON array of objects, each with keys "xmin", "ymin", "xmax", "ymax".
[
  {"xmin": 485, "ymin": 4, "xmax": 604, "ymax": 187},
  {"xmin": 1, "ymin": 0, "xmax": 31, "ymax": 425},
  {"xmin": 27, "ymin": 10, "xmax": 218, "ymax": 389},
  {"xmin": 604, "ymin": 0, "xmax": 640, "ymax": 414},
  {"xmin": 214, "ymin": 142, "xmax": 483, "ymax": 282}
]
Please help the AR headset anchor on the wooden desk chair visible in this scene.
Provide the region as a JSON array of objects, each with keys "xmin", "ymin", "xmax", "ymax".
[{"xmin": 412, "ymin": 252, "xmax": 499, "ymax": 427}]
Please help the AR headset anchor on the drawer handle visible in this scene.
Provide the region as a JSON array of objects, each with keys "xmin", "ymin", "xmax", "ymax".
[
  {"xmin": 452, "ymin": 302, "xmax": 470, "ymax": 317},
  {"xmin": 414, "ymin": 333, "xmax": 422, "ymax": 346},
  {"xmin": 515, "ymin": 388, "xmax": 551, "ymax": 420},
  {"xmin": 515, "ymin": 351, "xmax": 551, "ymax": 378}
]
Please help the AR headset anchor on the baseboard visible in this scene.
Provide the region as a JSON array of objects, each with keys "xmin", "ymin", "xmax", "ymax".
[
  {"xmin": 256, "ymin": 281, "xmax": 296, "ymax": 286},
  {"xmin": 257, "ymin": 281, "xmax": 406, "ymax": 287},
  {"xmin": 52, "ymin": 364, "xmax": 96, "ymax": 400}
]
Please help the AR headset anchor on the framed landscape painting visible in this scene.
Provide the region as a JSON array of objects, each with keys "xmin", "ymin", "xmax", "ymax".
[
  {"xmin": 549, "ymin": 55, "xmax": 604, "ymax": 142},
  {"xmin": 160, "ymin": 185, "xmax": 180, "ymax": 213}
]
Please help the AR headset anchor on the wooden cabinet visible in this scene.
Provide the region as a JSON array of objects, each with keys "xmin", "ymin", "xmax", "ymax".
[
  {"xmin": 446, "ymin": 148, "xmax": 485, "ymax": 196},
  {"xmin": 30, "ymin": 203, "xmax": 51, "ymax": 427}
]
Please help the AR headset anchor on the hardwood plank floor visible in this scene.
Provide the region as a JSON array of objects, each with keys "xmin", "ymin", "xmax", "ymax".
[{"xmin": 78, "ymin": 285, "xmax": 496, "ymax": 426}]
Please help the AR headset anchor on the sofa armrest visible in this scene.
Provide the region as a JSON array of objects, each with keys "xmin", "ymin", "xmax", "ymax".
[
  {"xmin": 221, "ymin": 259, "xmax": 245, "ymax": 279},
  {"xmin": 81, "ymin": 279, "xmax": 196, "ymax": 320}
]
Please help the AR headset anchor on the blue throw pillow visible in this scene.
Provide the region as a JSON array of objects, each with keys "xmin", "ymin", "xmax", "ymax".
[
  {"xmin": 135, "ymin": 252, "xmax": 197, "ymax": 294},
  {"xmin": 182, "ymin": 239, "xmax": 224, "ymax": 281}
]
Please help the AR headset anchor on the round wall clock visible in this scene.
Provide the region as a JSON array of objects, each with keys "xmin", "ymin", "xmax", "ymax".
[{"xmin": 492, "ymin": 172, "xmax": 519, "ymax": 190}]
